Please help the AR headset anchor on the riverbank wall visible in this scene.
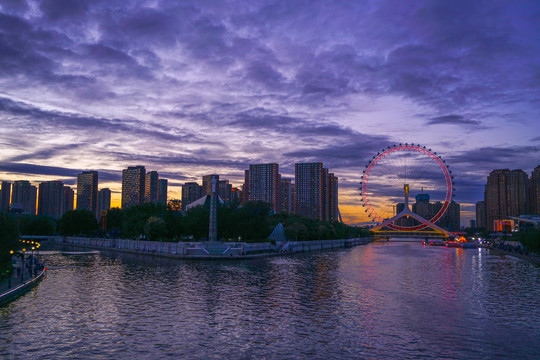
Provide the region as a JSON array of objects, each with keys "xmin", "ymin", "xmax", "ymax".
[
  {"xmin": 488, "ymin": 247, "xmax": 540, "ymax": 266},
  {"xmin": 0, "ymin": 267, "xmax": 46, "ymax": 306},
  {"xmin": 49, "ymin": 236, "xmax": 372, "ymax": 259}
]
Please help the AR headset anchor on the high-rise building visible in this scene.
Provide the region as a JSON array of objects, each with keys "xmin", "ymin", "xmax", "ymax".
[
  {"xmin": 202, "ymin": 174, "xmax": 219, "ymax": 196},
  {"xmin": 77, "ymin": 171, "xmax": 98, "ymax": 216},
  {"xmin": 476, "ymin": 201, "xmax": 486, "ymax": 229},
  {"xmin": 182, "ymin": 182, "xmax": 203, "ymax": 210},
  {"xmin": 279, "ymin": 178, "xmax": 292, "ymax": 214},
  {"xmin": 63, "ymin": 186, "xmax": 74, "ymax": 213},
  {"xmin": 507, "ymin": 170, "xmax": 529, "ymax": 216},
  {"xmin": 1, "ymin": 181, "xmax": 11, "ymax": 211},
  {"xmin": 218, "ymin": 180, "xmax": 232, "ymax": 202},
  {"xmin": 291, "ymin": 182, "xmax": 296, "ymax": 214},
  {"xmin": 98, "ymin": 188, "xmax": 111, "ymax": 214},
  {"xmin": 11, "ymin": 181, "xmax": 37, "ymax": 215},
  {"xmin": 294, "ymin": 163, "xmax": 339, "ymax": 222},
  {"xmin": 485, "ymin": 169, "xmax": 508, "ymax": 231},
  {"xmin": 231, "ymin": 187, "xmax": 242, "ymax": 204},
  {"xmin": 158, "ymin": 179, "xmax": 168, "ymax": 204},
  {"xmin": 485, "ymin": 169, "xmax": 529, "ymax": 231},
  {"xmin": 484, "ymin": 169, "xmax": 529, "ymax": 231},
  {"xmin": 412, "ymin": 193, "xmax": 434, "ymax": 220},
  {"xmin": 435, "ymin": 201, "xmax": 460, "ymax": 231},
  {"xmin": 145, "ymin": 171, "xmax": 159, "ymax": 203},
  {"xmin": 248, "ymin": 163, "xmax": 279, "ymax": 212},
  {"xmin": 38, "ymin": 181, "xmax": 65, "ymax": 219},
  {"xmin": 295, "ymin": 162, "xmax": 324, "ymax": 220},
  {"xmin": 326, "ymin": 172, "xmax": 339, "ymax": 222},
  {"xmin": 529, "ymin": 165, "xmax": 540, "ymax": 215},
  {"xmin": 242, "ymin": 170, "xmax": 249, "ymax": 204},
  {"xmin": 122, "ymin": 166, "xmax": 146, "ymax": 208}
]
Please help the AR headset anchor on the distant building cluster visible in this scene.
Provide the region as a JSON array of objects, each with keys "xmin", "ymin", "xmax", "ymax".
[
  {"xmin": 179, "ymin": 162, "xmax": 339, "ymax": 222},
  {"xmin": 477, "ymin": 165, "xmax": 540, "ymax": 231},
  {"xmin": 395, "ymin": 193, "xmax": 461, "ymax": 231},
  {"xmin": 0, "ymin": 162, "xmax": 339, "ymax": 222},
  {"xmin": 0, "ymin": 166, "xmax": 168, "ymax": 219},
  {"xmin": 121, "ymin": 166, "xmax": 168, "ymax": 209}
]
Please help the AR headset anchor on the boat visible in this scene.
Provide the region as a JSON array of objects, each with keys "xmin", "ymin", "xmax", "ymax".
[
  {"xmin": 423, "ymin": 240, "xmax": 445, "ymax": 246},
  {"xmin": 445, "ymin": 241, "xmax": 461, "ymax": 248}
]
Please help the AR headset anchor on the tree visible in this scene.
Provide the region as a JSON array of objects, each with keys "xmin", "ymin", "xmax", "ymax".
[
  {"xmin": 0, "ymin": 213, "xmax": 19, "ymax": 278},
  {"xmin": 60, "ymin": 210, "xmax": 99, "ymax": 236},
  {"xmin": 145, "ymin": 216, "xmax": 167, "ymax": 241},
  {"xmin": 17, "ymin": 215, "xmax": 55, "ymax": 235},
  {"xmin": 164, "ymin": 210, "xmax": 184, "ymax": 240},
  {"xmin": 182, "ymin": 205, "xmax": 209, "ymax": 240},
  {"xmin": 122, "ymin": 203, "xmax": 166, "ymax": 238},
  {"xmin": 106, "ymin": 208, "xmax": 123, "ymax": 231},
  {"xmin": 516, "ymin": 228, "xmax": 540, "ymax": 253}
]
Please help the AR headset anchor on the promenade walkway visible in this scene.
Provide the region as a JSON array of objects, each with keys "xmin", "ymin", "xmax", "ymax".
[{"xmin": 0, "ymin": 256, "xmax": 45, "ymax": 305}]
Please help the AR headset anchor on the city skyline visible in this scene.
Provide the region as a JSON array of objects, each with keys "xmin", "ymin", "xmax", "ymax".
[
  {"xmin": 0, "ymin": 1, "xmax": 539, "ymax": 225},
  {"xmin": 1, "ymin": 160, "xmax": 540, "ymax": 227}
]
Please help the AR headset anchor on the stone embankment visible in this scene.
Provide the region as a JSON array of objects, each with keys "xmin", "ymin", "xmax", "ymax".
[
  {"xmin": 0, "ymin": 266, "xmax": 46, "ymax": 306},
  {"xmin": 49, "ymin": 236, "xmax": 372, "ymax": 259},
  {"xmin": 489, "ymin": 242, "xmax": 540, "ymax": 266}
]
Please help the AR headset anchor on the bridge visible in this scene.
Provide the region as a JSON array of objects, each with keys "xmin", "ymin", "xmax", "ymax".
[
  {"xmin": 20, "ymin": 235, "xmax": 53, "ymax": 241},
  {"xmin": 371, "ymin": 184, "xmax": 454, "ymax": 239}
]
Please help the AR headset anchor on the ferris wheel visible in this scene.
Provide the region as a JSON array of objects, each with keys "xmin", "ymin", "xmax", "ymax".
[{"xmin": 359, "ymin": 143, "xmax": 455, "ymax": 231}]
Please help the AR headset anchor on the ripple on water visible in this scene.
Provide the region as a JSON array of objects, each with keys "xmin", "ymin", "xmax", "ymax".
[{"xmin": 1, "ymin": 244, "xmax": 539, "ymax": 359}]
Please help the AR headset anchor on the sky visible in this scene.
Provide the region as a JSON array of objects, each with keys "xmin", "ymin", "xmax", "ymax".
[{"xmin": 0, "ymin": 0, "xmax": 539, "ymax": 226}]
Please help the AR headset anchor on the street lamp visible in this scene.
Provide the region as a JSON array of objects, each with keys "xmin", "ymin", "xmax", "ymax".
[
  {"xmin": 8, "ymin": 250, "xmax": 14, "ymax": 288},
  {"xmin": 21, "ymin": 248, "xmax": 27, "ymax": 283},
  {"xmin": 31, "ymin": 247, "xmax": 36, "ymax": 276}
]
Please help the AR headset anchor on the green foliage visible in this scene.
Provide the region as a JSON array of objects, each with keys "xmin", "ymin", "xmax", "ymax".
[
  {"xmin": 17, "ymin": 215, "xmax": 55, "ymax": 235},
  {"xmin": 163, "ymin": 210, "xmax": 184, "ymax": 240},
  {"xmin": 515, "ymin": 228, "xmax": 540, "ymax": 253},
  {"xmin": 222, "ymin": 201, "xmax": 274, "ymax": 241},
  {"xmin": 182, "ymin": 205, "xmax": 209, "ymax": 240},
  {"xmin": 144, "ymin": 216, "xmax": 167, "ymax": 241},
  {"xmin": 61, "ymin": 200, "xmax": 369, "ymax": 243},
  {"xmin": 59, "ymin": 210, "xmax": 99, "ymax": 236},
  {"xmin": 284, "ymin": 221, "xmax": 309, "ymax": 241},
  {"xmin": 106, "ymin": 207, "xmax": 123, "ymax": 230},
  {"xmin": 122, "ymin": 202, "xmax": 166, "ymax": 238},
  {"xmin": 0, "ymin": 213, "xmax": 19, "ymax": 278}
]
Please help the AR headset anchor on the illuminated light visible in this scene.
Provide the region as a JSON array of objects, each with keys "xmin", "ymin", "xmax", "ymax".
[
  {"xmin": 22, "ymin": 248, "xmax": 26, "ymax": 252},
  {"xmin": 10, "ymin": 250, "xmax": 14, "ymax": 255}
]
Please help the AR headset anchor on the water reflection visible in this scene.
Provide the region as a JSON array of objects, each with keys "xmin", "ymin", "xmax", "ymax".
[{"xmin": 1, "ymin": 242, "xmax": 539, "ymax": 359}]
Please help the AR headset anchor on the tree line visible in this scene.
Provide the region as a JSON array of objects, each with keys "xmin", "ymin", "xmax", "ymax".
[
  {"xmin": 511, "ymin": 228, "xmax": 540, "ymax": 253},
  {"xmin": 3, "ymin": 201, "xmax": 370, "ymax": 243},
  {"xmin": 0, "ymin": 213, "xmax": 19, "ymax": 279},
  {"xmin": 91, "ymin": 200, "xmax": 369, "ymax": 242}
]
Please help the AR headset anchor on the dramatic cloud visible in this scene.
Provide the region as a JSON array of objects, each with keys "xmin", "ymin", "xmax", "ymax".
[
  {"xmin": 0, "ymin": 0, "xmax": 539, "ymax": 224},
  {"xmin": 427, "ymin": 115, "xmax": 480, "ymax": 126}
]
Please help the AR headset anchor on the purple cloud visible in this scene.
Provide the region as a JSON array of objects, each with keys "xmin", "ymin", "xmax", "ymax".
[{"xmin": 0, "ymin": 0, "xmax": 539, "ymax": 221}]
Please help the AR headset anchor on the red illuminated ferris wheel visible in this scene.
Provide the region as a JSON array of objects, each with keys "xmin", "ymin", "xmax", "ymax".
[{"xmin": 359, "ymin": 143, "xmax": 455, "ymax": 231}]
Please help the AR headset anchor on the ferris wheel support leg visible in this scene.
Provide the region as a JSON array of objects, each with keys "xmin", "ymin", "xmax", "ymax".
[{"xmin": 371, "ymin": 209, "xmax": 451, "ymax": 237}]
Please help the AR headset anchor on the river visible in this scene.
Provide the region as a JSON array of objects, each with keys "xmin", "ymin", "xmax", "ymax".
[{"xmin": 1, "ymin": 241, "xmax": 539, "ymax": 359}]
